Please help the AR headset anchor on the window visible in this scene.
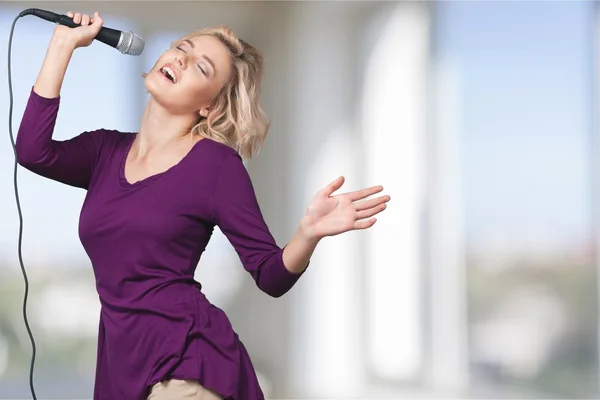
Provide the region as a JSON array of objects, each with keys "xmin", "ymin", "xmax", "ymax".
[{"xmin": 434, "ymin": 1, "xmax": 598, "ymax": 397}]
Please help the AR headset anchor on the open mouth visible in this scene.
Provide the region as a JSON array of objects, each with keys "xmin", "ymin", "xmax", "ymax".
[{"xmin": 160, "ymin": 66, "xmax": 177, "ymax": 83}]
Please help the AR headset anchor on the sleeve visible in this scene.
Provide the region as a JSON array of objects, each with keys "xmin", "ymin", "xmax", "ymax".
[
  {"xmin": 211, "ymin": 152, "xmax": 304, "ymax": 298},
  {"xmin": 15, "ymin": 87, "xmax": 105, "ymax": 189}
]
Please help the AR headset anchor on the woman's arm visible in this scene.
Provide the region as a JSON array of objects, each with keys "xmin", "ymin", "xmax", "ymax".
[
  {"xmin": 281, "ymin": 224, "xmax": 319, "ymax": 275},
  {"xmin": 211, "ymin": 153, "xmax": 306, "ymax": 298},
  {"xmin": 16, "ymin": 12, "xmax": 108, "ymax": 189},
  {"xmin": 33, "ymin": 11, "xmax": 102, "ymax": 97},
  {"xmin": 211, "ymin": 153, "xmax": 390, "ymax": 297},
  {"xmin": 32, "ymin": 31, "xmax": 76, "ymax": 99}
]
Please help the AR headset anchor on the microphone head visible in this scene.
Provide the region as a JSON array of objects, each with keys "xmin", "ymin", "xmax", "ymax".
[{"xmin": 117, "ymin": 31, "xmax": 145, "ymax": 56}]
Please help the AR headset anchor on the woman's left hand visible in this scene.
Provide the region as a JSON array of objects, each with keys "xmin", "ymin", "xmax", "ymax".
[{"xmin": 301, "ymin": 176, "xmax": 391, "ymax": 240}]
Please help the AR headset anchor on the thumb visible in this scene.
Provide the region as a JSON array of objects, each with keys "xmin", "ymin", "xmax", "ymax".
[
  {"xmin": 89, "ymin": 12, "xmax": 103, "ymax": 33},
  {"xmin": 322, "ymin": 175, "xmax": 345, "ymax": 196}
]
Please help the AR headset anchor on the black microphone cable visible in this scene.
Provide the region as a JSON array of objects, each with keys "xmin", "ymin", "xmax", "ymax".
[
  {"xmin": 7, "ymin": 9, "xmax": 40, "ymax": 400},
  {"xmin": 7, "ymin": 10, "xmax": 144, "ymax": 399}
]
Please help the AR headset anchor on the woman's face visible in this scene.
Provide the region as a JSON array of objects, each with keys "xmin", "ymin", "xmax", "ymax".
[{"xmin": 145, "ymin": 34, "xmax": 233, "ymax": 117}]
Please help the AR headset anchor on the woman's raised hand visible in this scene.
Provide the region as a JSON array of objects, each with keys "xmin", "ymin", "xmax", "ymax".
[{"xmin": 52, "ymin": 11, "xmax": 104, "ymax": 50}]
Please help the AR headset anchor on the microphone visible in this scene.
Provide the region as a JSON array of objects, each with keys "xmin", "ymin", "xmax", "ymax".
[{"xmin": 19, "ymin": 8, "xmax": 145, "ymax": 56}]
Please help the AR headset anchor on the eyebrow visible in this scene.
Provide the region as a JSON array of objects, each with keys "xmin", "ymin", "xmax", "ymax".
[{"xmin": 182, "ymin": 39, "xmax": 216, "ymax": 73}]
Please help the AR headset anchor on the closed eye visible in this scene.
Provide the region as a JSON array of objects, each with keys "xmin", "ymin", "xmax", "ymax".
[{"xmin": 176, "ymin": 41, "xmax": 208, "ymax": 76}]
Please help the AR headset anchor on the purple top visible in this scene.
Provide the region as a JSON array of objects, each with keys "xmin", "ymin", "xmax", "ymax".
[{"xmin": 16, "ymin": 88, "xmax": 305, "ymax": 400}]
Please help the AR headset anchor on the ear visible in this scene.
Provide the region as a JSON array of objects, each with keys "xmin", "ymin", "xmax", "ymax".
[{"xmin": 199, "ymin": 105, "xmax": 211, "ymax": 118}]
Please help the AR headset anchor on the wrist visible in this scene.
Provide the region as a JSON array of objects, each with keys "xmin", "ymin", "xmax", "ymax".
[
  {"xmin": 49, "ymin": 32, "xmax": 77, "ymax": 52},
  {"xmin": 299, "ymin": 216, "xmax": 322, "ymax": 245}
]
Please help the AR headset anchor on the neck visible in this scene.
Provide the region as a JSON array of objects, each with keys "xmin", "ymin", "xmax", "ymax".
[{"xmin": 135, "ymin": 97, "xmax": 198, "ymax": 156}]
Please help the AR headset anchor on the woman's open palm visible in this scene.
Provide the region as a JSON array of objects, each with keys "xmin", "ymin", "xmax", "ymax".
[{"xmin": 304, "ymin": 176, "xmax": 390, "ymax": 239}]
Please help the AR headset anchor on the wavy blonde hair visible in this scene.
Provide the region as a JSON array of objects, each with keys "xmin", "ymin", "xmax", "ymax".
[{"xmin": 147, "ymin": 26, "xmax": 270, "ymax": 159}]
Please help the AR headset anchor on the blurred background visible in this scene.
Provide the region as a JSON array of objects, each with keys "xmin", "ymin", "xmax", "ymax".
[{"xmin": 0, "ymin": 0, "xmax": 598, "ymax": 398}]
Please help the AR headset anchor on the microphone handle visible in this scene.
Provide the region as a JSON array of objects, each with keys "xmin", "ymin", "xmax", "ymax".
[
  {"xmin": 53, "ymin": 14, "xmax": 121, "ymax": 48},
  {"xmin": 21, "ymin": 8, "xmax": 122, "ymax": 49}
]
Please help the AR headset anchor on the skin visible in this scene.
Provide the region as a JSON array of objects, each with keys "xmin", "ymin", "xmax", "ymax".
[
  {"xmin": 32, "ymin": 11, "xmax": 391, "ymax": 277},
  {"xmin": 125, "ymin": 34, "xmax": 233, "ymax": 185}
]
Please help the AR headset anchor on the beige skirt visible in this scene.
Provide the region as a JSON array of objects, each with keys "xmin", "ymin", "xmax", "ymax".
[{"xmin": 147, "ymin": 379, "xmax": 222, "ymax": 399}]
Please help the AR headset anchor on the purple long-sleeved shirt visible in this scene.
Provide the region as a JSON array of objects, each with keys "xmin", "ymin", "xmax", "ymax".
[{"xmin": 16, "ymin": 88, "xmax": 305, "ymax": 400}]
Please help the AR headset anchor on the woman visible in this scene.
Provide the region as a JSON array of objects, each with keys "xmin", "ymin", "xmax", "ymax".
[{"xmin": 16, "ymin": 10, "xmax": 391, "ymax": 400}]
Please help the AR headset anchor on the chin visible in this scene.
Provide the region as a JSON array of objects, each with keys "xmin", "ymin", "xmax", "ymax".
[
  {"xmin": 144, "ymin": 70, "xmax": 162, "ymax": 91},
  {"xmin": 144, "ymin": 73, "xmax": 173, "ymax": 102},
  {"xmin": 143, "ymin": 74, "xmax": 200, "ymax": 116}
]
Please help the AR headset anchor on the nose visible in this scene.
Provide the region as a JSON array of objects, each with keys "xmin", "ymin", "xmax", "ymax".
[{"xmin": 175, "ymin": 55, "xmax": 186, "ymax": 70}]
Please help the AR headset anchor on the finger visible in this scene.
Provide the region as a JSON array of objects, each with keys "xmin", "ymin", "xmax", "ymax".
[
  {"xmin": 346, "ymin": 185, "xmax": 383, "ymax": 202},
  {"xmin": 354, "ymin": 218, "xmax": 377, "ymax": 230},
  {"xmin": 356, "ymin": 203, "xmax": 386, "ymax": 220},
  {"xmin": 354, "ymin": 194, "xmax": 390, "ymax": 212},
  {"xmin": 66, "ymin": 11, "xmax": 74, "ymax": 18},
  {"xmin": 81, "ymin": 13, "xmax": 91, "ymax": 26},
  {"xmin": 90, "ymin": 12, "xmax": 103, "ymax": 29},
  {"xmin": 90, "ymin": 12, "xmax": 102, "ymax": 25},
  {"xmin": 321, "ymin": 176, "xmax": 345, "ymax": 196},
  {"xmin": 73, "ymin": 12, "xmax": 82, "ymax": 24}
]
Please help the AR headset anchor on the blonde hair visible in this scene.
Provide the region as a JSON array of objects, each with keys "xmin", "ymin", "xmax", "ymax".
[{"xmin": 148, "ymin": 26, "xmax": 270, "ymax": 159}]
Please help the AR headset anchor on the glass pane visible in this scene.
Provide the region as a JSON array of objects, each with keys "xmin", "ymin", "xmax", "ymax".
[{"xmin": 435, "ymin": 1, "xmax": 598, "ymax": 397}]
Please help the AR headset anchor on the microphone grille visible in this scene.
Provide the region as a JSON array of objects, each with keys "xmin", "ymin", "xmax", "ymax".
[{"xmin": 117, "ymin": 32, "xmax": 145, "ymax": 56}]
